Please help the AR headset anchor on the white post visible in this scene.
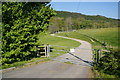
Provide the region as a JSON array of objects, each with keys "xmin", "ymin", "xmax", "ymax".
[
  {"xmin": 44, "ymin": 45, "xmax": 47, "ymax": 57},
  {"xmin": 47, "ymin": 45, "xmax": 50, "ymax": 57}
]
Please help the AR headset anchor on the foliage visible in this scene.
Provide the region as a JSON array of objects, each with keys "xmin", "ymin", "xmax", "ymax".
[
  {"xmin": 2, "ymin": 2, "xmax": 56, "ymax": 65},
  {"xmin": 48, "ymin": 17, "xmax": 65, "ymax": 33},
  {"xmin": 1, "ymin": 57, "xmax": 49, "ymax": 70},
  {"xmin": 48, "ymin": 11, "xmax": 118, "ymax": 33},
  {"xmin": 93, "ymin": 49, "xmax": 120, "ymax": 78}
]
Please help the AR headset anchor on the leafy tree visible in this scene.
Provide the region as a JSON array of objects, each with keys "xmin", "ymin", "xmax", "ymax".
[
  {"xmin": 48, "ymin": 17, "xmax": 60, "ymax": 33},
  {"xmin": 65, "ymin": 17, "xmax": 73, "ymax": 31},
  {"xmin": 48, "ymin": 17, "xmax": 65, "ymax": 33},
  {"xmin": 2, "ymin": 2, "xmax": 56, "ymax": 64}
]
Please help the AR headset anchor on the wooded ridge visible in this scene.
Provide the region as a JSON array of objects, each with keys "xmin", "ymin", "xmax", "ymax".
[{"xmin": 48, "ymin": 11, "xmax": 118, "ymax": 33}]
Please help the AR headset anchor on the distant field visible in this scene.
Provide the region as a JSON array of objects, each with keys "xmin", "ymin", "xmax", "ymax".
[{"xmin": 57, "ymin": 27, "xmax": 118, "ymax": 49}]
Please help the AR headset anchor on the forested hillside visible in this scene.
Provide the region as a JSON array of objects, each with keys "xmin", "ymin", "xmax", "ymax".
[{"xmin": 48, "ymin": 11, "xmax": 118, "ymax": 33}]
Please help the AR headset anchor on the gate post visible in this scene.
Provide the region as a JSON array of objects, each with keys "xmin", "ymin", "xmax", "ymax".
[{"xmin": 46, "ymin": 44, "xmax": 50, "ymax": 57}]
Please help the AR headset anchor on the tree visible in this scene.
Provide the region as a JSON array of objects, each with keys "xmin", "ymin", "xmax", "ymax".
[
  {"xmin": 48, "ymin": 17, "xmax": 65, "ymax": 33},
  {"xmin": 65, "ymin": 17, "xmax": 73, "ymax": 31},
  {"xmin": 2, "ymin": 2, "xmax": 56, "ymax": 64}
]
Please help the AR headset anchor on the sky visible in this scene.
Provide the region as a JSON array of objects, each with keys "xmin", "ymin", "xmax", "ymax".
[
  {"xmin": 51, "ymin": 0, "xmax": 119, "ymax": 2},
  {"xmin": 50, "ymin": 2, "xmax": 119, "ymax": 19}
]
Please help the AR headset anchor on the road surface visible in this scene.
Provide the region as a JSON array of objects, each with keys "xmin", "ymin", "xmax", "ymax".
[{"xmin": 2, "ymin": 35, "xmax": 93, "ymax": 78}]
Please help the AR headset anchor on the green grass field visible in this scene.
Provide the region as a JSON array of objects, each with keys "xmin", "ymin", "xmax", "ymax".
[
  {"xmin": 77, "ymin": 27, "xmax": 118, "ymax": 47},
  {"xmin": 57, "ymin": 27, "xmax": 118, "ymax": 50},
  {"xmin": 38, "ymin": 33, "xmax": 80, "ymax": 47},
  {"xmin": 38, "ymin": 33, "xmax": 80, "ymax": 58}
]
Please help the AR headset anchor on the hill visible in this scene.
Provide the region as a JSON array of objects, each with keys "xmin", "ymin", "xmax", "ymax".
[
  {"xmin": 48, "ymin": 11, "xmax": 118, "ymax": 33},
  {"xmin": 56, "ymin": 11, "xmax": 117, "ymax": 21}
]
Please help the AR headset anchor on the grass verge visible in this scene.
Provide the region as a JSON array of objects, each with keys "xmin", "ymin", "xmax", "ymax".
[{"xmin": 1, "ymin": 57, "xmax": 50, "ymax": 70}]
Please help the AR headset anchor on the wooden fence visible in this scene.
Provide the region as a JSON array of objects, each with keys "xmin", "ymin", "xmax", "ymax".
[{"xmin": 37, "ymin": 44, "xmax": 50, "ymax": 57}]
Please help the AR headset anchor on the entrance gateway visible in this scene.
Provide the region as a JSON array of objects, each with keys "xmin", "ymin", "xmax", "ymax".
[{"xmin": 37, "ymin": 44, "xmax": 50, "ymax": 57}]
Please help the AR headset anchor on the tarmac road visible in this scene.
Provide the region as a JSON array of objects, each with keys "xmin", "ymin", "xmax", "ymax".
[{"xmin": 2, "ymin": 35, "xmax": 93, "ymax": 78}]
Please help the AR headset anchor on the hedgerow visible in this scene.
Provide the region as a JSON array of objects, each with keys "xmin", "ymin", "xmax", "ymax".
[{"xmin": 2, "ymin": 2, "xmax": 56, "ymax": 64}]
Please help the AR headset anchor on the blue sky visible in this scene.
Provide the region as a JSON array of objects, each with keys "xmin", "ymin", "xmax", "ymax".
[{"xmin": 50, "ymin": 2, "xmax": 118, "ymax": 19}]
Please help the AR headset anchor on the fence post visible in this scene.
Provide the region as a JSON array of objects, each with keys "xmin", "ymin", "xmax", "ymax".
[
  {"xmin": 99, "ymin": 50, "xmax": 101, "ymax": 64},
  {"xmin": 94, "ymin": 49, "xmax": 97, "ymax": 67},
  {"xmin": 37, "ymin": 45, "xmax": 39, "ymax": 57},
  {"xmin": 93, "ymin": 49, "xmax": 96, "ymax": 62},
  {"xmin": 97, "ymin": 50, "xmax": 101, "ymax": 64},
  {"xmin": 97, "ymin": 50, "xmax": 98, "ymax": 63},
  {"xmin": 47, "ymin": 44, "xmax": 50, "ymax": 57},
  {"xmin": 44, "ymin": 45, "xmax": 46, "ymax": 57},
  {"xmin": 93, "ymin": 49, "xmax": 102, "ymax": 67}
]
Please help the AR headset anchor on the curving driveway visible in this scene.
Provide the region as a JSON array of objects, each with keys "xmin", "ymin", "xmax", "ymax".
[{"xmin": 3, "ymin": 34, "xmax": 93, "ymax": 78}]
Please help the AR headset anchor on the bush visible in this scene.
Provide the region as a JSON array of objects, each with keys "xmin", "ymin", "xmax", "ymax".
[{"xmin": 2, "ymin": 2, "xmax": 56, "ymax": 64}]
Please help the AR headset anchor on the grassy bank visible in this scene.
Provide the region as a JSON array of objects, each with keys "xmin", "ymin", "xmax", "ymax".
[
  {"xmin": 57, "ymin": 27, "xmax": 118, "ymax": 50},
  {"xmin": 77, "ymin": 27, "xmax": 118, "ymax": 48}
]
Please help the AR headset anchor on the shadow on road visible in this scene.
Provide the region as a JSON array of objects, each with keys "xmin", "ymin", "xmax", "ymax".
[{"xmin": 68, "ymin": 52, "xmax": 94, "ymax": 66}]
